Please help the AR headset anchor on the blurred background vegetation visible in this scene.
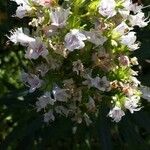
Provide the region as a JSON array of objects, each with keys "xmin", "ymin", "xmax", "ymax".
[{"xmin": 0, "ymin": 0, "xmax": 150, "ymax": 149}]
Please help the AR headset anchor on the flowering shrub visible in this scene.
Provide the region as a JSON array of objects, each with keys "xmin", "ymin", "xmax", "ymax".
[{"xmin": 8, "ymin": 0, "xmax": 150, "ymax": 125}]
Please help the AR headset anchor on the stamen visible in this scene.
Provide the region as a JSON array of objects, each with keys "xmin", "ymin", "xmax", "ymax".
[{"xmin": 142, "ymin": 5, "xmax": 150, "ymax": 9}]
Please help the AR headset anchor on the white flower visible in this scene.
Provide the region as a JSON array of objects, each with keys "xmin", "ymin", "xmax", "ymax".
[
  {"xmin": 55, "ymin": 106, "xmax": 69, "ymax": 117},
  {"xmin": 130, "ymin": 69, "xmax": 138, "ymax": 76},
  {"xmin": 118, "ymin": 0, "xmax": 131, "ymax": 19},
  {"xmin": 122, "ymin": 84, "xmax": 135, "ymax": 97},
  {"xmin": 83, "ymin": 113, "xmax": 92, "ymax": 126},
  {"xmin": 36, "ymin": 92, "xmax": 56, "ymax": 112},
  {"xmin": 124, "ymin": 95, "xmax": 141, "ymax": 113},
  {"xmin": 131, "ymin": 57, "xmax": 139, "ymax": 65},
  {"xmin": 140, "ymin": 86, "xmax": 150, "ymax": 102},
  {"xmin": 86, "ymin": 97, "xmax": 95, "ymax": 111},
  {"xmin": 8, "ymin": 28, "xmax": 35, "ymax": 46},
  {"xmin": 130, "ymin": 76, "xmax": 141, "ymax": 87},
  {"xmin": 43, "ymin": 25, "xmax": 58, "ymax": 36},
  {"xmin": 82, "ymin": 75, "xmax": 99, "ymax": 89},
  {"xmin": 11, "ymin": 0, "xmax": 31, "ymax": 18},
  {"xmin": 129, "ymin": 12, "xmax": 149, "ymax": 28},
  {"xmin": 122, "ymin": 0, "xmax": 142, "ymax": 13},
  {"xmin": 97, "ymin": 76, "xmax": 110, "ymax": 91},
  {"xmin": 64, "ymin": 29, "xmax": 87, "ymax": 51},
  {"xmin": 51, "ymin": 7, "xmax": 70, "ymax": 28},
  {"xmin": 25, "ymin": 37, "xmax": 48, "ymax": 59},
  {"xmin": 122, "ymin": 0, "xmax": 132, "ymax": 9},
  {"xmin": 83, "ymin": 75, "xmax": 110, "ymax": 91},
  {"xmin": 98, "ymin": 0, "xmax": 117, "ymax": 18},
  {"xmin": 113, "ymin": 22, "xmax": 131, "ymax": 35},
  {"xmin": 52, "ymin": 85, "xmax": 70, "ymax": 102},
  {"xmin": 44, "ymin": 110, "xmax": 55, "ymax": 123},
  {"xmin": 120, "ymin": 32, "xmax": 139, "ymax": 51},
  {"xmin": 108, "ymin": 106, "xmax": 125, "ymax": 122},
  {"xmin": 119, "ymin": 1, "xmax": 143, "ymax": 18},
  {"xmin": 15, "ymin": 5, "xmax": 27, "ymax": 18},
  {"xmin": 118, "ymin": 9, "xmax": 130, "ymax": 19},
  {"xmin": 130, "ymin": 3, "xmax": 143, "ymax": 14},
  {"xmin": 83, "ymin": 30, "xmax": 107, "ymax": 46},
  {"xmin": 11, "ymin": 0, "xmax": 28, "ymax": 5},
  {"xmin": 21, "ymin": 72, "xmax": 42, "ymax": 93}
]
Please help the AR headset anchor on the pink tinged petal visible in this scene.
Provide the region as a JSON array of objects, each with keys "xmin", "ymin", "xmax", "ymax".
[
  {"xmin": 118, "ymin": 55, "xmax": 130, "ymax": 67},
  {"xmin": 39, "ymin": 0, "xmax": 52, "ymax": 6}
]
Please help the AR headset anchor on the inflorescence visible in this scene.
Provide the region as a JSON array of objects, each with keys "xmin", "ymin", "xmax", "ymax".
[{"xmin": 8, "ymin": 0, "xmax": 150, "ymax": 125}]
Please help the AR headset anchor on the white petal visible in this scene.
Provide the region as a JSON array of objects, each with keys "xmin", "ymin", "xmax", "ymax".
[{"xmin": 140, "ymin": 86, "xmax": 150, "ymax": 102}]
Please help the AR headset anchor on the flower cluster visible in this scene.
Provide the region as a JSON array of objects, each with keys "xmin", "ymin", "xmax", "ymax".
[{"xmin": 9, "ymin": 0, "xmax": 150, "ymax": 125}]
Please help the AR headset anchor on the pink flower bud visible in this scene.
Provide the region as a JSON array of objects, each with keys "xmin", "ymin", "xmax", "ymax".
[
  {"xmin": 40, "ymin": 0, "xmax": 53, "ymax": 6},
  {"xmin": 118, "ymin": 55, "xmax": 130, "ymax": 67}
]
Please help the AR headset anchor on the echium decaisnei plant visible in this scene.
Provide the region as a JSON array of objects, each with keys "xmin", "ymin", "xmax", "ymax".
[{"xmin": 8, "ymin": 0, "xmax": 150, "ymax": 125}]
